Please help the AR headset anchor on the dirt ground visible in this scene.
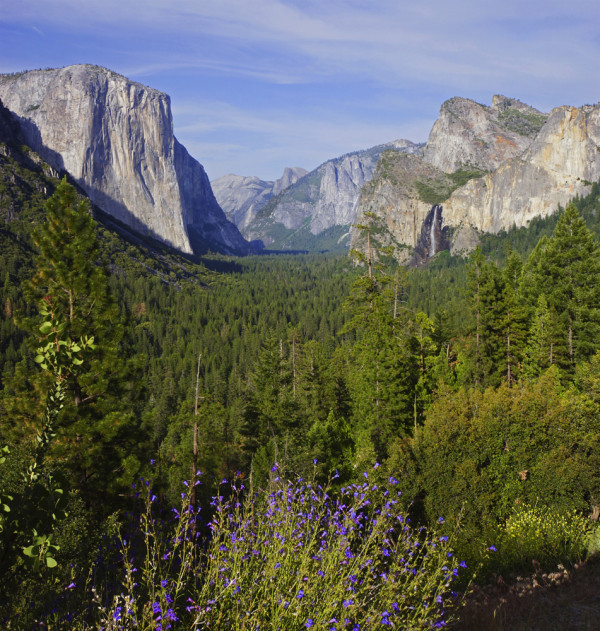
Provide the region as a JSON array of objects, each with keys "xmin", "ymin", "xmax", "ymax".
[{"xmin": 451, "ymin": 558, "xmax": 600, "ymax": 631}]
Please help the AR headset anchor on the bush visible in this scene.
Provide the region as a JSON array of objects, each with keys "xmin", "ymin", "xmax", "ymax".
[
  {"xmin": 496, "ymin": 504, "xmax": 593, "ymax": 574},
  {"xmin": 414, "ymin": 371, "xmax": 600, "ymax": 543},
  {"xmin": 81, "ymin": 466, "xmax": 468, "ymax": 630}
]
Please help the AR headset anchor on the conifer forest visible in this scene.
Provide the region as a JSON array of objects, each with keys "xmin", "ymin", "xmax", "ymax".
[{"xmin": 2, "ymin": 165, "xmax": 600, "ymax": 628}]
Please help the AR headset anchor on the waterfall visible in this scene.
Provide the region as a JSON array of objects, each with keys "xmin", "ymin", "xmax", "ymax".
[{"xmin": 430, "ymin": 205, "xmax": 438, "ymax": 257}]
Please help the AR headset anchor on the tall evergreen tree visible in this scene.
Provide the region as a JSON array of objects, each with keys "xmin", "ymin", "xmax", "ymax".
[
  {"xmin": 522, "ymin": 203, "xmax": 600, "ymax": 369},
  {"xmin": 465, "ymin": 246, "xmax": 487, "ymax": 384},
  {"xmin": 500, "ymin": 251, "xmax": 528, "ymax": 384},
  {"xmin": 3, "ymin": 179, "xmax": 145, "ymax": 501},
  {"xmin": 343, "ymin": 263, "xmax": 415, "ymax": 463},
  {"xmin": 522, "ymin": 294, "xmax": 563, "ymax": 379}
]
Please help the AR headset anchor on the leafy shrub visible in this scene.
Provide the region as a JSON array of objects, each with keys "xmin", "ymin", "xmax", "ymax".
[
  {"xmin": 413, "ymin": 371, "xmax": 600, "ymax": 545},
  {"xmin": 82, "ymin": 466, "xmax": 467, "ymax": 630},
  {"xmin": 496, "ymin": 504, "xmax": 593, "ymax": 574}
]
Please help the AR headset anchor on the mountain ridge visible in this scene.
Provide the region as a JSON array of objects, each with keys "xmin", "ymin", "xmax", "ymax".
[{"xmin": 218, "ymin": 139, "xmax": 421, "ymax": 250}]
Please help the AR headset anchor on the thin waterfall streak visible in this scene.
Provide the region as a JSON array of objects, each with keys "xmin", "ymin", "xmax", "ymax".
[{"xmin": 430, "ymin": 205, "xmax": 438, "ymax": 257}]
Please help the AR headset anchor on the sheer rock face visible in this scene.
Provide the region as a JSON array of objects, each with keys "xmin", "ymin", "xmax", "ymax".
[
  {"xmin": 443, "ymin": 104, "xmax": 600, "ymax": 232},
  {"xmin": 0, "ymin": 98, "xmax": 22, "ymax": 147},
  {"xmin": 420, "ymin": 96, "xmax": 543, "ymax": 173},
  {"xmin": 212, "ymin": 167, "xmax": 307, "ymax": 232},
  {"xmin": 254, "ymin": 152, "xmax": 383, "ymax": 242},
  {"xmin": 309, "ymin": 153, "xmax": 378, "ymax": 234},
  {"xmin": 0, "ymin": 65, "xmax": 250, "ymax": 255}
]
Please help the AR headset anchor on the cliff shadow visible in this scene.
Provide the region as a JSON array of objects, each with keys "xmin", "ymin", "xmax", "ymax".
[{"xmin": 8, "ymin": 113, "xmax": 252, "ymax": 261}]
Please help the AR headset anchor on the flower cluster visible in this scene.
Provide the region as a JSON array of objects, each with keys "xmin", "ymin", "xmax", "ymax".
[
  {"xmin": 498, "ymin": 504, "xmax": 593, "ymax": 573},
  {"xmin": 192, "ymin": 470, "xmax": 464, "ymax": 629},
  {"xmin": 89, "ymin": 467, "xmax": 465, "ymax": 630}
]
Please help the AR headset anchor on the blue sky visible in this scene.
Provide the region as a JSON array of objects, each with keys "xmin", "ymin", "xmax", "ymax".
[{"xmin": 2, "ymin": 1, "xmax": 600, "ymax": 181}]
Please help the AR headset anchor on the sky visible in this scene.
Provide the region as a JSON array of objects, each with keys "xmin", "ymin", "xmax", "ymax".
[{"xmin": 2, "ymin": 1, "xmax": 600, "ymax": 181}]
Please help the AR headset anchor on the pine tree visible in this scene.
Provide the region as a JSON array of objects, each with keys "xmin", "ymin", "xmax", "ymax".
[
  {"xmin": 500, "ymin": 252, "xmax": 528, "ymax": 384},
  {"xmin": 241, "ymin": 336, "xmax": 299, "ymax": 464},
  {"xmin": 523, "ymin": 203, "xmax": 600, "ymax": 368},
  {"xmin": 411, "ymin": 312, "xmax": 437, "ymax": 429},
  {"xmin": 522, "ymin": 294, "xmax": 562, "ymax": 379},
  {"xmin": 26, "ymin": 179, "xmax": 111, "ymax": 341},
  {"xmin": 5, "ymin": 178, "xmax": 145, "ymax": 502},
  {"xmin": 465, "ymin": 247, "xmax": 487, "ymax": 384},
  {"xmin": 343, "ymin": 262, "xmax": 415, "ymax": 463}
]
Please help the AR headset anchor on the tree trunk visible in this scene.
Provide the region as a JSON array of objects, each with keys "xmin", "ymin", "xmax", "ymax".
[{"xmin": 192, "ymin": 352, "xmax": 201, "ymax": 509}]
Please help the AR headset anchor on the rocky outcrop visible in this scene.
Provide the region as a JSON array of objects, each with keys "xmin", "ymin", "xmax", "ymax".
[
  {"xmin": 352, "ymin": 95, "xmax": 600, "ymax": 262},
  {"xmin": 443, "ymin": 104, "xmax": 600, "ymax": 233},
  {"xmin": 272, "ymin": 166, "xmax": 307, "ymax": 195},
  {"xmin": 0, "ymin": 65, "xmax": 250, "ymax": 255},
  {"xmin": 212, "ymin": 167, "xmax": 307, "ymax": 232},
  {"xmin": 350, "ymin": 151, "xmax": 448, "ymax": 260},
  {"xmin": 420, "ymin": 96, "xmax": 546, "ymax": 173}
]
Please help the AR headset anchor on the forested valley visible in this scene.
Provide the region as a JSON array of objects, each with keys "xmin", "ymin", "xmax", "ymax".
[{"xmin": 2, "ymin": 147, "xmax": 600, "ymax": 628}]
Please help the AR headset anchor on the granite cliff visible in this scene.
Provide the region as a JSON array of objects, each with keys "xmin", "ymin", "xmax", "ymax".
[
  {"xmin": 442, "ymin": 103, "xmax": 600, "ymax": 233},
  {"xmin": 212, "ymin": 167, "xmax": 307, "ymax": 232},
  {"xmin": 421, "ymin": 95, "xmax": 545, "ymax": 172},
  {"xmin": 0, "ymin": 64, "xmax": 250, "ymax": 255},
  {"xmin": 351, "ymin": 95, "xmax": 600, "ymax": 261}
]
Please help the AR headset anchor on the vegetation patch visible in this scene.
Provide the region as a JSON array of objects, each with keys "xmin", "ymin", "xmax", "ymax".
[
  {"xmin": 415, "ymin": 167, "xmax": 485, "ymax": 205},
  {"xmin": 498, "ymin": 109, "xmax": 548, "ymax": 138}
]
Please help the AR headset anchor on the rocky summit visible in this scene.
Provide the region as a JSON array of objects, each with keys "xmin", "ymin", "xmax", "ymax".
[
  {"xmin": 420, "ymin": 95, "xmax": 545, "ymax": 173},
  {"xmin": 443, "ymin": 103, "xmax": 600, "ymax": 233},
  {"xmin": 0, "ymin": 64, "xmax": 251, "ymax": 256},
  {"xmin": 351, "ymin": 94, "xmax": 600, "ymax": 262}
]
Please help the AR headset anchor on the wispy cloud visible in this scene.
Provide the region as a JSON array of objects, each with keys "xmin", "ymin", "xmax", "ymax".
[
  {"xmin": 7, "ymin": 0, "xmax": 600, "ymax": 92},
  {"xmin": 173, "ymin": 98, "xmax": 432, "ymax": 179},
  {"xmin": 4, "ymin": 0, "xmax": 600, "ymax": 178}
]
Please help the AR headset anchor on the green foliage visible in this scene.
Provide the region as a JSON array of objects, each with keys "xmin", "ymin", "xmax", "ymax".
[
  {"xmin": 415, "ymin": 167, "xmax": 486, "ymax": 205},
  {"xmin": 0, "ymin": 299, "xmax": 97, "ymax": 617},
  {"xmin": 343, "ymin": 261, "xmax": 417, "ymax": 462},
  {"xmin": 521, "ymin": 294, "xmax": 560, "ymax": 379},
  {"xmin": 522, "ymin": 203, "xmax": 600, "ymax": 368},
  {"xmin": 307, "ymin": 411, "xmax": 355, "ymax": 483},
  {"xmin": 497, "ymin": 109, "xmax": 548, "ymax": 138},
  {"xmin": 412, "ymin": 369, "xmax": 600, "ymax": 561},
  {"xmin": 1, "ymin": 177, "xmax": 146, "ymax": 506}
]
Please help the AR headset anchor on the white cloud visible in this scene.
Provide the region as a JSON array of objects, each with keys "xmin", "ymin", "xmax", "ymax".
[{"xmin": 7, "ymin": 0, "xmax": 600, "ymax": 93}]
